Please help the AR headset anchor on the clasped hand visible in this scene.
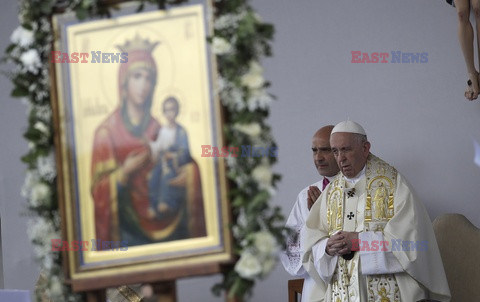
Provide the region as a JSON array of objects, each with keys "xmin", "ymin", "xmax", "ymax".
[
  {"xmin": 307, "ymin": 186, "xmax": 321, "ymax": 210},
  {"xmin": 325, "ymin": 231, "xmax": 359, "ymax": 256}
]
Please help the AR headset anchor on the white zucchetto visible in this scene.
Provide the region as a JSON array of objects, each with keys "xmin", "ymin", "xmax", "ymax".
[{"xmin": 331, "ymin": 120, "xmax": 366, "ymax": 135}]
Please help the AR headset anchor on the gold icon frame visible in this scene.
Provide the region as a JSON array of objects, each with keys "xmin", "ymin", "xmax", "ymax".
[{"xmin": 51, "ymin": 1, "xmax": 232, "ymax": 291}]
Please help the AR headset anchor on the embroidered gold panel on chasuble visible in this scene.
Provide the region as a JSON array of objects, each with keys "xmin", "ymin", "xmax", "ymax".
[{"xmin": 326, "ymin": 155, "xmax": 400, "ymax": 302}]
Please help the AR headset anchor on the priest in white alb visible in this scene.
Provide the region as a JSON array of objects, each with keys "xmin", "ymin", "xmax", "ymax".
[
  {"xmin": 302, "ymin": 121, "xmax": 451, "ymax": 302},
  {"xmin": 280, "ymin": 125, "xmax": 339, "ymax": 301}
]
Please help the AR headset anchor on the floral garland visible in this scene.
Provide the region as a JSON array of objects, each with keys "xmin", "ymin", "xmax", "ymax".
[{"xmin": 3, "ymin": 0, "xmax": 286, "ymax": 301}]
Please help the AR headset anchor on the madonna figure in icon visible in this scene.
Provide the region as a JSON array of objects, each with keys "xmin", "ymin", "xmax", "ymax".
[{"xmin": 90, "ymin": 35, "xmax": 206, "ymax": 247}]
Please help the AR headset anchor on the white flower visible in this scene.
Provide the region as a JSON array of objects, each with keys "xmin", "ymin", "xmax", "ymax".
[
  {"xmin": 43, "ymin": 255, "xmax": 54, "ymax": 272},
  {"xmin": 252, "ymin": 164, "xmax": 272, "ymax": 187},
  {"xmin": 34, "ymin": 105, "xmax": 52, "ymax": 121},
  {"xmin": 35, "ymin": 90, "xmax": 49, "ymax": 102},
  {"xmin": 261, "ymin": 256, "xmax": 276, "ymax": 276},
  {"xmin": 27, "ymin": 216, "xmax": 59, "ymax": 264},
  {"xmin": 20, "ymin": 49, "xmax": 41, "ymax": 73},
  {"xmin": 253, "ymin": 12, "xmax": 263, "ymax": 23},
  {"xmin": 232, "ymin": 225, "xmax": 240, "ymax": 239},
  {"xmin": 30, "ymin": 182, "xmax": 51, "ymax": 207},
  {"xmin": 40, "ymin": 19, "xmax": 51, "ymax": 35},
  {"xmin": 216, "ymin": 76, "xmax": 227, "ymax": 93},
  {"xmin": 227, "ymin": 87, "xmax": 245, "ymax": 111},
  {"xmin": 234, "ymin": 250, "xmax": 262, "ymax": 280},
  {"xmin": 10, "ymin": 26, "xmax": 34, "ymax": 47},
  {"xmin": 214, "ymin": 14, "xmax": 233, "ymax": 30},
  {"xmin": 233, "ymin": 123, "xmax": 261, "ymax": 137},
  {"xmin": 246, "ymin": 89, "xmax": 273, "ymax": 111},
  {"xmin": 233, "ymin": 174, "xmax": 248, "ymax": 187},
  {"xmin": 28, "ymin": 83, "xmax": 37, "ymax": 92},
  {"xmin": 237, "ymin": 208, "xmax": 248, "ymax": 228},
  {"xmin": 225, "ymin": 155, "xmax": 237, "ymax": 169},
  {"xmin": 253, "ymin": 231, "xmax": 278, "ymax": 255},
  {"xmin": 37, "ymin": 151, "xmax": 57, "ymax": 181},
  {"xmin": 248, "ymin": 61, "xmax": 263, "ymax": 75},
  {"xmin": 218, "ymin": 77, "xmax": 248, "ymax": 111},
  {"xmin": 241, "ymin": 61, "xmax": 265, "ymax": 89},
  {"xmin": 211, "ymin": 37, "xmax": 232, "ymax": 55},
  {"xmin": 49, "ymin": 275, "xmax": 63, "ymax": 299},
  {"xmin": 34, "ymin": 121, "xmax": 49, "ymax": 135},
  {"xmin": 214, "ymin": 12, "xmax": 246, "ymax": 30}
]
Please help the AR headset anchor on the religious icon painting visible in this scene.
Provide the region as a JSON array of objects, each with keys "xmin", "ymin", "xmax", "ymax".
[{"xmin": 51, "ymin": 0, "xmax": 232, "ymax": 291}]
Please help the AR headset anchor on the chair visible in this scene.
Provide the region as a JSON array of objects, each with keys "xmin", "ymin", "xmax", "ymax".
[
  {"xmin": 288, "ymin": 278, "xmax": 304, "ymax": 302},
  {"xmin": 433, "ymin": 213, "xmax": 480, "ymax": 302}
]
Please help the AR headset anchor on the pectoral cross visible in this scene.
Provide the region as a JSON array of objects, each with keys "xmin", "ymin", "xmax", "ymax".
[{"xmin": 347, "ymin": 212, "xmax": 355, "ymax": 220}]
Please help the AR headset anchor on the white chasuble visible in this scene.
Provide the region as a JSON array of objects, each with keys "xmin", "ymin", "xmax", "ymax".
[{"xmin": 302, "ymin": 154, "xmax": 451, "ymax": 302}]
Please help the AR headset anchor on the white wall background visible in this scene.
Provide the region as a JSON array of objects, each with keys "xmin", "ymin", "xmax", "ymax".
[{"xmin": 1, "ymin": 0, "xmax": 479, "ymax": 301}]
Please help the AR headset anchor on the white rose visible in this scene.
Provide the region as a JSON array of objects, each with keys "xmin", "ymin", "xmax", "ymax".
[
  {"xmin": 211, "ymin": 37, "xmax": 232, "ymax": 55},
  {"xmin": 252, "ymin": 164, "xmax": 272, "ymax": 187},
  {"xmin": 20, "ymin": 49, "xmax": 41, "ymax": 73},
  {"xmin": 241, "ymin": 73, "xmax": 264, "ymax": 90},
  {"xmin": 234, "ymin": 250, "xmax": 262, "ymax": 280},
  {"xmin": 248, "ymin": 61, "xmax": 263, "ymax": 75},
  {"xmin": 10, "ymin": 26, "xmax": 34, "ymax": 47},
  {"xmin": 214, "ymin": 14, "xmax": 233, "ymax": 30},
  {"xmin": 233, "ymin": 123, "xmax": 261, "ymax": 137},
  {"xmin": 241, "ymin": 61, "xmax": 265, "ymax": 89},
  {"xmin": 31, "ymin": 183, "xmax": 51, "ymax": 206},
  {"xmin": 49, "ymin": 276, "xmax": 63, "ymax": 298},
  {"xmin": 253, "ymin": 231, "xmax": 278, "ymax": 255}
]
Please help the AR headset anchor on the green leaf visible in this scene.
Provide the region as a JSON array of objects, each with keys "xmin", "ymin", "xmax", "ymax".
[
  {"xmin": 11, "ymin": 86, "xmax": 29, "ymax": 97},
  {"xmin": 22, "ymin": 23, "xmax": 33, "ymax": 31},
  {"xmin": 40, "ymin": 1, "xmax": 54, "ymax": 14},
  {"xmin": 231, "ymin": 195, "xmax": 245, "ymax": 207},
  {"xmin": 211, "ymin": 283, "xmax": 224, "ymax": 297},
  {"xmin": 75, "ymin": 7, "xmax": 88, "ymax": 20},
  {"xmin": 5, "ymin": 44, "xmax": 16, "ymax": 54},
  {"xmin": 227, "ymin": 277, "xmax": 243, "ymax": 299},
  {"xmin": 246, "ymin": 190, "xmax": 269, "ymax": 212}
]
